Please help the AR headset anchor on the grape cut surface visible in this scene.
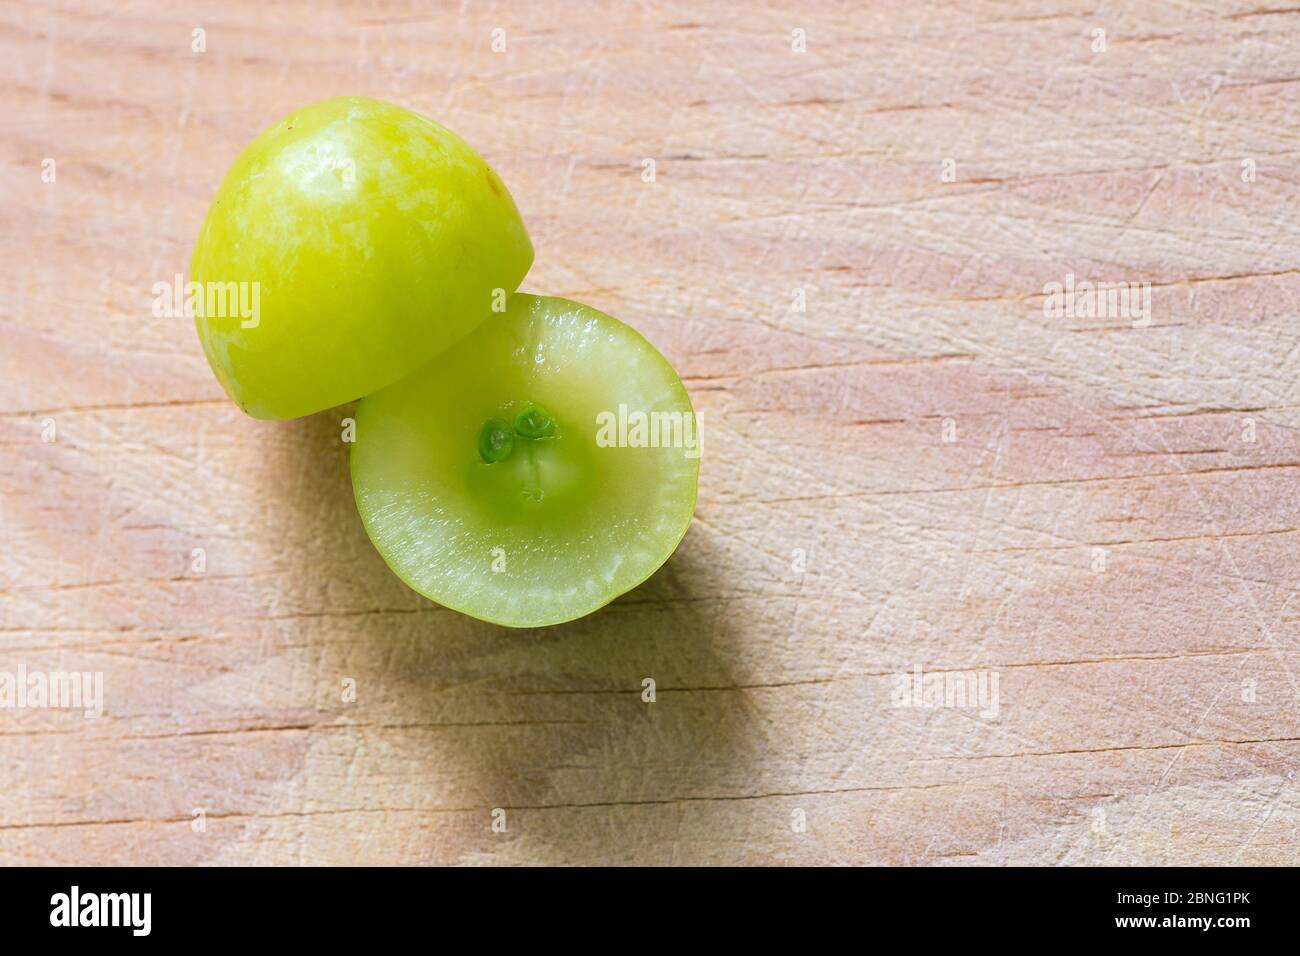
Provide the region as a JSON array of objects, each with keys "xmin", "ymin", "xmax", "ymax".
[{"xmin": 351, "ymin": 294, "xmax": 701, "ymax": 627}]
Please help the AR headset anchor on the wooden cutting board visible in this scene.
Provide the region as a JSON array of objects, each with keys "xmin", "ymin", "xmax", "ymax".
[{"xmin": 3, "ymin": 0, "xmax": 1298, "ymax": 865}]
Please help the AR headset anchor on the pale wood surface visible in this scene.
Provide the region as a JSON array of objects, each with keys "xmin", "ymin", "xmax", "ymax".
[{"xmin": 3, "ymin": 0, "xmax": 1300, "ymax": 865}]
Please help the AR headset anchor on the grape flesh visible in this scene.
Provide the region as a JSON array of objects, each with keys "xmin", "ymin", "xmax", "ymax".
[{"xmin": 351, "ymin": 295, "xmax": 700, "ymax": 628}]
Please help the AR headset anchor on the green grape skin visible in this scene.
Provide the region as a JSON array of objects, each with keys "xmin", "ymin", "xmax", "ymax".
[
  {"xmin": 351, "ymin": 294, "xmax": 701, "ymax": 628},
  {"xmin": 189, "ymin": 96, "xmax": 533, "ymax": 420}
]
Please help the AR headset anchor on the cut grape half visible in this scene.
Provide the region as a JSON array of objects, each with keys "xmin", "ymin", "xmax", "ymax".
[
  {"xmin": 351, "ymin": 294, "xmax": 700, "ymax": 628},
  {"xmin": 190, "ymin": 96, "xmax": 533, "ymax": 419}
]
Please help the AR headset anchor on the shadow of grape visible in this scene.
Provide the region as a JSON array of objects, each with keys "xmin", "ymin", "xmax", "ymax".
[{"xmin": 266, "ymin": 410, "xmax": 758, "ymax": 863}]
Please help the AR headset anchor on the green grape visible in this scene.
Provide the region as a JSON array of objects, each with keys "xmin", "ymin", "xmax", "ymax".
[
  {"xmin": 190, "ymin": 96, "xmax": 533, "ymax": 419},
  {"xmin": 351, "ymin": 294, "xmax": 701, "ymax": 628}
]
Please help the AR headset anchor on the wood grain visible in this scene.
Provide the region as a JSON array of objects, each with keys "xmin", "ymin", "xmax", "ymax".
[{"xmin": 2, "ymin": 0, "xmax": 1299, "ymax": 865}]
